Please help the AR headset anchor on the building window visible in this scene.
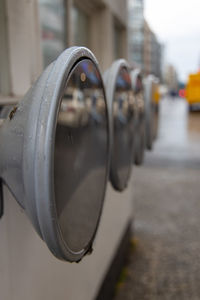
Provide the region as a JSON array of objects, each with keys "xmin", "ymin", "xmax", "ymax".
[
  {"xmin": 72, "ymin": 5, "xmax": 89, "ymax": 47},
  {"xmin": 39, "ymin": 0, "xmax": 66, "ymax": 68}
]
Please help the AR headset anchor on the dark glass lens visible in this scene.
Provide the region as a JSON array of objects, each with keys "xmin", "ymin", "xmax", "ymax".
[
  {"xmin": 111, "ymin": 67, "xmax": 135, "ymax": 190},
  {"xmin": 54, "ymin": 59, "xmax": 108, "ymax": 253}
]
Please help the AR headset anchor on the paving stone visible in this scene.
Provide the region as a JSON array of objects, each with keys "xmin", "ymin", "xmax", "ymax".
[{"xmin": 114, "ymin": 99, "xmax": 200, "ymax": 300}]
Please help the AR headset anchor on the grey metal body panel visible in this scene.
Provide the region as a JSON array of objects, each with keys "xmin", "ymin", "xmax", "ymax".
[{"xmin": 0, "ymin": 178, "xmax": 134, "ymax": 300}]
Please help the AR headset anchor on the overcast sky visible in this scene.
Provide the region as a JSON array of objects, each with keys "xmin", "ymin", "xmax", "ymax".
[{"xmin": 144, "ymin": 0, "xmax": 200, "ymax": 82}]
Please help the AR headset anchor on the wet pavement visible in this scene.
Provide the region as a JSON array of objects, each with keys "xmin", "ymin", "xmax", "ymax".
[{"xmin": 114, "ymin": 98, "xmax": 200, "ymax": 300}]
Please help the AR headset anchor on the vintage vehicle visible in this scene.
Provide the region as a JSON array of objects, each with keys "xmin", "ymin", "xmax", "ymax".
[
  {"xmin": 0, "ymin": 47, "xmax": 139, "ymax": 300},
  {"xmin": 186, "ymin": 72, "xmax": 200, "ymax": 111},
  {"xmin": 0, "ymin": 44, "xmax": 158, "ymax": 300}
]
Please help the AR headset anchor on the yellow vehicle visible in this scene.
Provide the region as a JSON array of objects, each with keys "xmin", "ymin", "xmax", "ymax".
[
  {"xmin": 153, "ymin": 81, "xmax": 161, "ymax": 105},
  {"xmin": 186, "ymin": 72, "xmax": 200, "ymax": 110}
]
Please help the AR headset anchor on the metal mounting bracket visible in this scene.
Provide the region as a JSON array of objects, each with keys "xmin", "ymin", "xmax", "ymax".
[{"xmin": 0, "ymin": 179, "xmax": 3, "ymax": 218}]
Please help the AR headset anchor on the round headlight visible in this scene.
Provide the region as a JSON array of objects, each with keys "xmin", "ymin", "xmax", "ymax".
[
  {"xmin": 104, "ymin": 60, "xmax": 135, "ymax": 191},
  {"xmin": 0, "ymin": 47, "xmax": 110, "ymax": 262}
]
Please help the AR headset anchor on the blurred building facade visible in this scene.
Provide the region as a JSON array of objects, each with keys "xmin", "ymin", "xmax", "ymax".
[
  {"xmin": 128, "ymin": 0, "xmax": 144, "ymax": 69},
  {"xmin": 128, "ymin": 0, "xmax": 163, "ymax": 80},
  {"xmin": 164, "ymin": 64, "xmax": 179, "ymax": 92},
  {"xmin": 0, "ymin": 0, "xmax": 128, "ymax": 98}
]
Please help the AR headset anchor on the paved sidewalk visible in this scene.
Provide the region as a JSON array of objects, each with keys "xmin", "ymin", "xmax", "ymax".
[{"xmin": 114, "ymin": 99, "xmax": 200, "ymax": 300}]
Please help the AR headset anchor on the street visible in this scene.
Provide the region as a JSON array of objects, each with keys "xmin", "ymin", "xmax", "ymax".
[{"xmin": 115, "ymin": 97, "xmax": 200, "ymax": 300}]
